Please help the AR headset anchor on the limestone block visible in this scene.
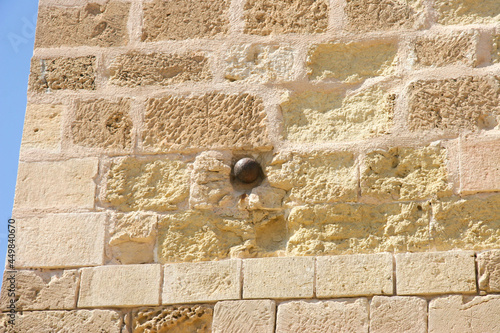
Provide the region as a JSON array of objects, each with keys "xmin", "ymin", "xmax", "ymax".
[
  {"xmin": 281, "ymin": 85, "xmax": 394, "ymax": 143},
  {"xmin": 370, "ymin": 296, "xmax": 427, "ymax": 333},
  {"xmin": 79, "ymin": 264, "xmax": 161, "ymax": 307},
  {"xmin": 21, "ymin": 104, "xmax": 62, "ymax": 150},
  {"xmin": 435, "ymin": 0, "xmax": 500, "ymax": 25},
  {"xmin": 478, "ymin": 250, "xmax": 500, "ymax": 292},
  {"xmin": 429, "ymin": 295, "xmax": 500, "ymax": 332},
  {"xmin": 316, "ymin": 253, "xmax": 393, "ymax": 297},
  {"xmin": 29, "ymin": 56, "xmax": 96, "ymax": 92},
  {"xmin": 109, "ymin": 52, "xmax": 212, "ymax": 87},
  {"xmin": 131, "ymin": 305, "xmax": 213, "ymax": 333},
  {"xmin": 213, "ymin": 300, "xmax": 275, "ymax": 333},
  {"xmin": 460, "ymin": 138, "xmax": 500, "ymax": 194},
  {"xmin": 276, "ymin": 299, "xmax": 369, "ymax": 333},
  {"xmin": 243, "ymin": 257, "xmax": 314, "ymax": 299},
  {"xmin": 35, "ymin": 2, "xmax": 129, "ymax": 47},
  {"xmin": 244, "ymin": 0, "xmax": 328, "ymax": 35},
  {"xmin": 360, "ymin": 146, "xmax": 451, "ymax": 201},
  {"xmin": 0, "ymin": 270, "xmax": 78, "ymax": 311},
  {"xmin": 307, "ymin": 41, "xmax": 398, "ymax": 82},
  {"xmin": 396, "ymin": 251, "xmax": 476, "ymax": 295},
  {"xmin": 15, "ymin": 213, "xmax": 105, "ymax": 268},
  {"xmin": 143, "ymin": 93, "xmax": 271, "ymax": 152},
  {"xmin": 15, "ymin": 159, "xmax": 98, "ymax": 211},
  {"xmin": 142, "ymin": 0, "xmax": 229, "ymax": 41},
  {"xmin": 71, "ymin": 99, "xmax": 132, "ymax": 150},
  {"xmin": 162, "ymin": 260, "xmax": 241, "ymax": 304},
  {"xmin": 104, "ymin": 157, "xmax": 189, "ymax": 212},
  {"xmin": 408, "ymin": 76, "xmax": 500, "ymax": 133},
  {"xmin": 493, "ymin": 33, "xmax": 500, "ymax": 64}
]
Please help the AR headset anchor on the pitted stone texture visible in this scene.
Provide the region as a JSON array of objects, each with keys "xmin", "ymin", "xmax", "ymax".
[
  {"xmin": 460, "ymin": 138, "xmax": 500, "ymax": 194},
  {"xmin": 142, "ymin": 0, "xmax": 229, "ymax": 41},
  {"xmin": 370, "ymin": 296, "xmax": 427, "ymax": 333},
  {"xmin": 360, "ymin": 146, "xmax": 451, "ymax": 202},
  {"xmin": 244, "ymin": 182, "xmax": 286, "ymax": 211},
  {"xmin": 243, "ymin": 257, "xmax": 314, "ymax": 299},
  {"xmin": 493, "ymin": 34, "xmax": 500, "ymax": 64},
  {"xmin": 244, "ymin": 0, "xmax": 328, "ymax": 36},
  {"xmin": 29, "ymin": 56, "xmax": 96, "ymax": 92},
  {"xmin": 131, "ymin": 305, "xmax": 213, "ymax": 333},
  {"xmin": 429, "ymin": 295, "xmax": 500, "ymax": 332},
  {"xmin": 316, "ymin": 253, "xmax": 393, "ymax": 297},
  {"xmin": 79, "ymin": 264, "xmax": 161, "ymax": 307},
  {"xmin": 431, "ymin": 195, "xmax": 500, "ymax": 250},
  {"xmin": 15, "ymin": 159, "xmax": 98, "ymax": 211},
  {"xmin": 0, "ymin": 270, "xmax": 78, "ymax": 311},
  {"xmin": 109, "ymin": 52, "xmax": 212, "ymax": 87},
  {"xmin": 408, "ymin": 76, "xmax": 500, "ymax": 133},
  {"xmin": 71, "ymin": 99, "xmax": 132, "ymax": 150},
  {"xmin": 435, "ymin": 0, "xmax": 500, "ymax": 25},
  {"xmin": 35, "ymin": 2, "xmax": 129, "ymax": 47},
  {"xmin": 224, "ymin": 44, "xmax": 294, "ymax": 83},
  {"xmin": 307, "ymin": 41, "xmax": 398, "ymax": 83},
  {"xmin": 162, "ymin": 260, "xmax": 241, "ymax": 304},
  {"xmin": 0, "ymin": 310, "xmax": 122, "ymax": 333},
  {"xmin": 478, "ymin": 250, "xmax": 500, "ymax": 292},
  {"xmin": 213, "ymin": 300, "xmax": 275, "ymax": 333},
  {"xmin": 15, "ymin": 214, "xmax": 105, "ymax": 268},
  {"xmin": 144, "ymin": 93, "xmax": 270, "ymax": 152},
  {"xmin": 267, "ymin": 151, "xmax": 358, "ymax": 204},
  {"xmin": 104, "ymin": 157, "xmax": 189, "ymax": 212},
  {"xmin": 396, "ymin": 251, "xmax": 476, "ymax": 295},
  {"xmin": 281, "ymin": 85, "xmax": 394, "ymax": 143},
  {"xmin": 276, "ymin": 299, "xmax": 369, "ymax": 333},
  {"xmin": 21, "ymin": 104, "xmax": 62, "ymax": 150}
]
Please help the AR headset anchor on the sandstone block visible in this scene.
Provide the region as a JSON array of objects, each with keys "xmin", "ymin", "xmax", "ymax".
[
  {"xmin": 142, "ymin": 0, "xmax": 229, "ymax": 41},
  {"xmin": 370, "ymin": 296, "xmax": 427, "ymax": 333},
  {"xmin": 429, "ymin": 295, "xmax": 500, "ymax": 332},
  {"xmin": 15, "ymin": 213, "xmax": 105, "ymax": 268},
  {"xmin": 79, "ymin": 264, "xmax": 161, "ymax": 307},
  {"xmin": 478, "ymin": 250, "xmax": 500, "ymax": 292},
  {"xmin": 396, "ymin": 251, "xmax": 476, "ymax": 295},
  {"xmin": 213, "ymin": 300, "xmax": 275, "ymax": 333},
  {"xmin": 460, "ymin": 138, "xmax": 500, "ymax": 194},
  {"xmin": 316, "ymin": 253, "xmax": 393, "ymax": 297},
  {"xmin": 131, "ymin": 305, "xmax": 213, "ymax": 333},
  {"xmin": 276, "ymin": 299, "xmax": 369, "ymax": 333},
  {"xmin": 14, "ymin": 159, "xmax": 98, "ymax": 211},
  {"xmin": 21, "ymin": 104, "xmax": 62, "ymax": 150},
  {"xmin": 435, "ymin": 0, "xmax": 500, "ymax": 25},
  {"xmin": 163, "ymin": 260, "xmax": 241, "ymax": 304},
  {"xmin": 243, "ymin": 257, "xmax": 314, "ymax": 299}
]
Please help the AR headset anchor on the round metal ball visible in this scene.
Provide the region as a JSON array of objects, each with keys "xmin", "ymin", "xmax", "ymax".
[{"xmin": 233, "ymin": 158, "xmax": 262, "ymax": 184}]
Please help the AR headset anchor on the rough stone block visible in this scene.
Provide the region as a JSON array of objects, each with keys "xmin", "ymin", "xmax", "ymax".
[
  {"xmin": 163, "ymin": 260, "xmax": 241, "ymax": 304},
  {"xmin": 435, "ymin": 0, "xmax": 500, "ymax": 25},
  {"xmin": 460, "ymin": 138, "xmax": 500, "ymax": 194},
  {"xmin": 213, "ymin": 300, "xmax": 275, "ymax": 333},
  {"xmin": 79, "ymin": 264, "xmax": 161, "ymax": 307},
  {"xmin": 276, "ymin": 299, "xmax": 369, "ymax": 333},
  {"xmin": 370, "ymin": 296, "xmax": 427, "ymax": 333},
  {"xmin": 131, "ymin": 305, "xmax": 213, "ymax": 333},
  {"xmin": 142, "ymin": 0, "xmax": 229, "ymax": 41},
  {"xmin": 21, "ymin": 104, "xmax": 62, "ymax": 150},
  {"xmin": 316, "ymin": 253, "xmax": 393, "ymax": 297},
  {"xmin": 493, "ymin": 33, "xmax": 500, "ymax": 64},
  {"xmin": 478, "ymin": 250, "xmax": 500, "ymax": 292},
  {"xmin": 243, "ymin": 257, "xmax": 314, "ymax": 299},
  {"xmin": 396, "ymin": 251, "xmax": 476, "ymax": 295}
]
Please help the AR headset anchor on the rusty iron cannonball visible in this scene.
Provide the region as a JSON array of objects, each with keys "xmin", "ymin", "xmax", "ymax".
[{"xmin": 233, "ymin": 158, "xmax": 262, "ymax": 184}]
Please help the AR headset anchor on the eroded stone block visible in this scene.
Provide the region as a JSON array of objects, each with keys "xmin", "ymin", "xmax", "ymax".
[
  {"xmin": 213, "ymin": 300, "xmax": 275, "ymax": 333},
  {"xmin": 435, "ymin": 0, "xmax": 500, "ymax": 25},
  {"xmin": 131, "ymin": 305, "xmax": 213, "ymax": 333},
  {"xmin": 21, "ymin": 104, "xmax": 62, "ymax": 150},
  {"xmin": 460, "ymin": 138, "xmax": 500, "ymax": 194},
  {"xmin": 478, "ymin": 250, "xmax": 500, "ymax": 292},
  {"xmin": 370, "ymin": 296, "xmax": 427, "ymax": 333}
]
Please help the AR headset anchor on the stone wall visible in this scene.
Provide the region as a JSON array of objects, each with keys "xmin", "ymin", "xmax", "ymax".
[{"xmin": 2, "ymin": 0, "xmax": 500, "ymax": 332}]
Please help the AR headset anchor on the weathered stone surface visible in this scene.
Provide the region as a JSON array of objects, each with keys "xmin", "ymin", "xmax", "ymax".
[
  {"xmin": 213, "ymin": 300, "xmax": 275, "ymax": 333},
  {"xmin": 493, "ymin": 34, "xmax": 500, "ymax": 64},
  {"xmin": 21, "ymin": 104, "xmax": 62, "ymax": 150},
  {"xmin": 281, "ymin": 85, "xmax": 394, "ymax": 143},
  {"xmin": 104, "ymin": 157, "xmax": 189, "ymax": 212},
  {"xmin": 276, "ymin": 299, "xmax": 369, "ymax": 333},
  {"xmin": 460, "ymin": 138, "xmax": 500, "ymax": 194},
  {"xmin": 429, "ymin": 295, "xmax": 500, "ymax": 332},
  {"xmin": 109, "ymin": 52, "xmax": 212, "ymax": 87},
  {"xmin": 316, "ymin": 253, "xmax": 393, "ymax": 297},
  {"xmin": 131, "ymin": 305, "xmax": 213, "ymax": 333},
  {"xmin": 370, "ymin": 296, "xmax": 427, "ymax": 333},
  {"xmin": 0, "ymin": 270, "xmax": 78, "ymax": 311},
  {"xmin": 243, "ymin": 257, "xmax": 314, "ymax": 299},
  {"xmin": 435, "ymin": 0, "xmax": 500, "ymax": 25},
  {"xmin": 162, "ymin": 260, "xmax": 241, "ymax": 304},
  {"xmin": 142, "ymin": 0, "xmax": 229, "ymax": 41},
  {"xmin": 35, "ymin": 2, "xmax": 129, "ymax": 47},
  {"xmin": 360, "ymin": 146, "xmax": 451, "ymax": 201},
  {"xmin": 244, "ymin": 0, "xmax": 328, "ymax": 35},
  {"xmin": 396, "ymin": 251, "xmax": 476, "ymax": 295},
  {"xmin": 143, "ymin": 93, "xmax": 271, "ymax": 152},
  {"xmin": 478, "ymin": 250, "xmax": 500, "ymax": 292},
  {"xmin": 71, "ymin": 99, "xmax": 132, "ymax": 150},
  {"xmin": 79, "ymin": 264, "xmax": 161, "ymax": 307},
  {"xmin": 307, "ymin": 41, "xmax": 398, "ymax": 82},
  {"xmin": 29, "ymin": 56, "xmax": 96, "ymax": 92},
  {"xmin": 408, "ymin": 76, "xmax": 500, "ymax": 133}
]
